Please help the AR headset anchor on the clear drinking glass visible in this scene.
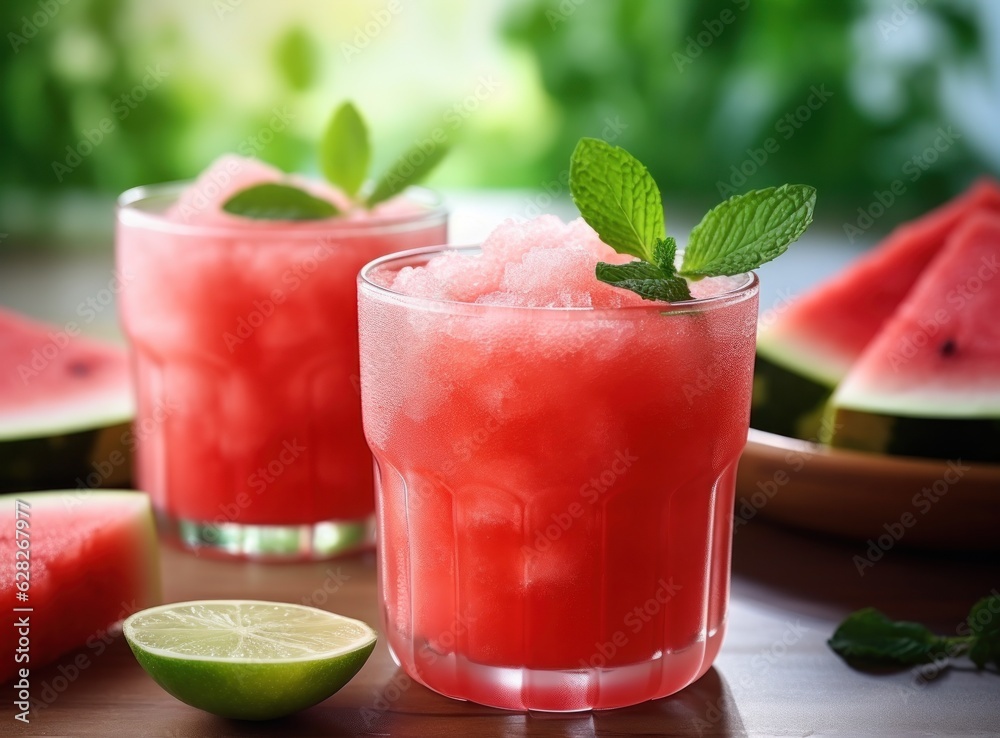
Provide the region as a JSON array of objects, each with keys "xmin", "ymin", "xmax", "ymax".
[
  {"xmin": 358, "ymin": 246, "xmax": 759, "ymax": 711},
  {"xmin": 116, "ymin": 184, "xmax": 447, "ymax": 560}
]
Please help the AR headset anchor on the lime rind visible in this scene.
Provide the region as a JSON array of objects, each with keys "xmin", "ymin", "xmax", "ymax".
[{"xmin": 123, "ymin": 600, "xmax": 377, "ymax": 720}]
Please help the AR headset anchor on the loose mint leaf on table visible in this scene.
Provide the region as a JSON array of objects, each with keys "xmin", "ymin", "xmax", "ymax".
[
  {"xmin": 568, "ymin": 137, "xmax": 816, "ymax": 304},
  {"xmin": 828, "ymin": 596, "xmax": 1000, "ymax": 671},
  {"xmin": 968, "ymin": 596, "xmax": 1000, "ymax": 669},
  {"xmin": 680, "ymin": 184, "xmax": 816, "ymax": 278},
  {"xmin": 321, "ymin": 101, "xmax": 370, "ymax": 198},
  {"xmin": 569, "ymin": 137, "xmax": 664, "ymax": 262},
  {"xmin": 367, "ymin": 136, "xmax": 450, "ymax": 207},
  {"xmin": 828, "ymin": 608, "xmax": 955, "ymax": 665},
  {"xmin": 222, "ymin": 183, "xmax": 339, "ymax": 220}
]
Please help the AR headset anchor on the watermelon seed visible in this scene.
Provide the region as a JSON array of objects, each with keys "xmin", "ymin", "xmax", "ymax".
[
  {"xmin": 939, "ymin": 338, "xmax": 957, "ymax": 357},
  {"xmin": 67, "ymin": 361, "xmax": 91, "ymax": 377}
]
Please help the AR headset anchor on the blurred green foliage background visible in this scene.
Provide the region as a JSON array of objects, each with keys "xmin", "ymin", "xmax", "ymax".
[{"xmin": 1, "ymin": 0, "xmax": 998, "ymax": 248}]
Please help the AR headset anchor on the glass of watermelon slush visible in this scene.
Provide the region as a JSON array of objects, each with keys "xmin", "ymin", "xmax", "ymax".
[
  {"xmin": 358, "ymin": 216, "xmax": 759, "ymax": 711},
  {"xmin": 115, "ymin": 156, "xmax": 447, "ymax": 559}
]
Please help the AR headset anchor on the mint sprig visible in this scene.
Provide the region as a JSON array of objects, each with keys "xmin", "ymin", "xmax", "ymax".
[
  {"xmin": 828, "ymin": 597, "xmax": 1000, "ymax": 669},
  {"xmin": 569, "ymin": 138, "xmax": 816, "ymax": 303},
  {"xmin": 221, "ymin": 183, "xmax": 339, "ymax": 220},
  {"xmin": 321, "ymin": 101, "xmax": 370, "ymax": 198},
  {"xmin": 221, "ymin": 101, "xmax": 449, "ymax": 220},
  {"xmin": 368, "ymin": 136, "xmax": 450, "ymax": 207}
]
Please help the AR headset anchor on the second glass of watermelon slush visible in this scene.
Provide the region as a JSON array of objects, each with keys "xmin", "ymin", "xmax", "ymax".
[
  {"xmin": 116, "ymin": 157, "xmax": 447, "ymax": 559},
  {"xmin": 358, "ymin": 217, "xmax": 759, "ymax": 711}
]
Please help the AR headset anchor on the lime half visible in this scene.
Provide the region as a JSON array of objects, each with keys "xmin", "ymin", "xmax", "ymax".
[{"xmin": 123, "ymin": 600, "xmax": 377, "ymax": 720}]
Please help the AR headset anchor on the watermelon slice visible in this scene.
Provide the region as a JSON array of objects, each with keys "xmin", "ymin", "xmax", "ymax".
[
  {"xmin": 752, "ymin": 179, "xmax": 1000, "ymax": 439},
  {"xmin": 0, "ymin": 308, "xmax": 134, "ymax": 492},
  {"xmin": 1, "ymin": 491, "xmax": 160, "ymax": 684},
  {"xmin": 828, "ymin": 213, "xmax": 1000, "ymax": 461}
]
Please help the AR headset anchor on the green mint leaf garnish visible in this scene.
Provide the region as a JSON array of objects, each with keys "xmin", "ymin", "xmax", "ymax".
[
  {"xmin": 568, "ymin": 138, "xmax": 817, "ymax": 304},
  {"xmin": 679, "ymin": 184, "xmax": 816, "ymax": 278},
  {"xmin": 595, "ymin": 261, "xmax": 692, "ymax": 302},
  {"xmin": 569, "ymin": 137, "xmax": 663, "ymax": 262},
  {"xmin": 968, "ymin": 596, "xmax": 1000, "ymax": 669},
  {"xmin": 652, "ymin": 236, "xmax": 678, "ymax": 275},
  {"xmin": 367, "ymin": 136, "xmax": 449, "ymax": 207},
  {"xmin": 828, "ymin": 596, "xmax": 1000, "ymax": 670},
  {"xmin": 321, "ymin": 102, "xmax": 370, "ymax": 198},
  {"xmin": 221, "ymin": 183, "xmax": 339, "ymax": 220},
  {"xmin": 828, "ymin": 608, "xmax": 957, "ymax": 665}
]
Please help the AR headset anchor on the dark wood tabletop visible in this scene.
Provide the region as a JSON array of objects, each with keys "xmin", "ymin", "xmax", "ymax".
[{"xmin": 13, "ymin": 516, "xmax": 999, "ymax": 738}]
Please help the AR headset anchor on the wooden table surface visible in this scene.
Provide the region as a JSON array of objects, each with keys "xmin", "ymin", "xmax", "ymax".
[{"xmin": 12, "ymin": 518, "xmax": 999, "ymax": 738}]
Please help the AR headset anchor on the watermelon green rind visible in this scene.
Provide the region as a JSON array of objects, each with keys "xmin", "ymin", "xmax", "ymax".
[
  {"xmin": 0, "ymin": 423, "xmax": 132, "ymax": 493},
  {"xmin": 750, "ymin": 353, "xmax": 833, "ymax": 439},
  {"xmin": 0, "ymin": 491, "xmax": 160, "ymax": 683},
  {"xmin": 826, "ymin": 408, "xmax": 1000, "ymax": 462}
]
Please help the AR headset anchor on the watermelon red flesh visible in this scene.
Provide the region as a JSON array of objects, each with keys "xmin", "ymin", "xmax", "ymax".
[
  {"xmin": 0, "ymin": 308, "xmax": 134, "ymax": 491},
  {"xmin": 758, "ymin": 178, "xmax": 1000, "ymax": 385},
  {"xmin": 0, "ymin": 492, "xmax": 160, "ymax": 683},
  {"xmin": 832, "ymin": 213, "xmax": 1000, "ymax": 419},
  {"xmin": 0, "ymin": 308, "xmax": 133, "ymax": 440}
]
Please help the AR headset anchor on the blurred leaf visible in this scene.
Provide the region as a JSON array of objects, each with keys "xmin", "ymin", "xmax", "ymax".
[
  {"xmin": 274, "ymin": 27, "xmax": 318, "ymax": 91},
  {"xmin": 321, "ymin": 102, "xmax": 370, "ymax": 198}
]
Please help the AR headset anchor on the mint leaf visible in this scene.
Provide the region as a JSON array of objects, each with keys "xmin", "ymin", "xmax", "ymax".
[
  {"xmin": 321, "ymin": 102, "xmax": 370, "ymax": 198},
  {"xmin": 367, "ymin": 137, "xmax": 449, "ymax": 207},
  {"xmin": 595, "ymin": 261, "xmax": 692, "ymax": 302},
  {"xmin": 222, "ymin": 183, "xmax": 339, "ymax": 220},
  {"xmin": 968, "ymin": 596, "xmax": 1000, "ymax": 669},
  {"xmin": 652, "ymin": 236, "xmax": 678, "ymax": 274},
  {"xmin": 828, "ymin": 608, "xmax": 957, "ymax": 665},
  {"xmin": 680, "ymin": 184, "xmax": 816, "ymax": 278},
  {"xmin": 569, "ymin": 138, "xmax": 664, "ymax": 262}
]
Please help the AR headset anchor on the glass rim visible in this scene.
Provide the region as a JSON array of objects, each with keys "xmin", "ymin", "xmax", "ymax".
[
  {"xmin": 116, "ymin": 181, "xmax": 448, "ymax": 239},
  {"xmin": 359, "ymin": 244, "xmax": 760, "ymax": 315}
]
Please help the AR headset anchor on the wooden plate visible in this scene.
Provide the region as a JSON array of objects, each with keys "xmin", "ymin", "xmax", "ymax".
[{"xmin": 736, "ymin": 429, "xmax": 1000, "ymax": 551}]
